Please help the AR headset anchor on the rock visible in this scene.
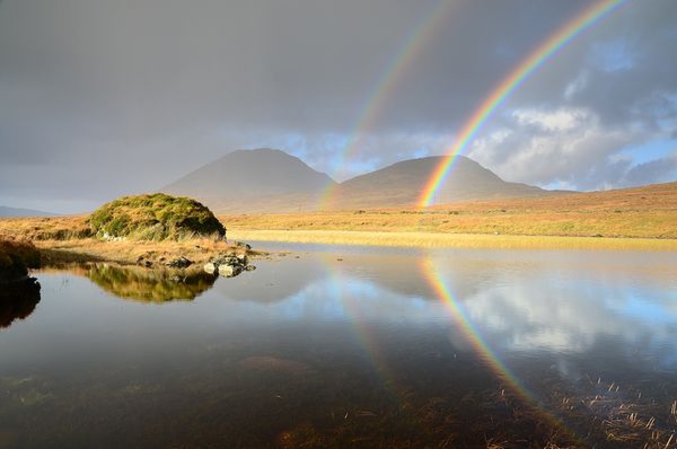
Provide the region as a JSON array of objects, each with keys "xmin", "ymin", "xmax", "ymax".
[
  {"xmin": 203, "ymin": 262, "xmax": 217, "ymax": 274},
  {"xmin": 245, "ymin": 265, "xmax": 257, "ymax": 271},
  {"xmin": 236, "ymin": 253, "xmax": 247, "ymax": 264},
  {"xmin": 218, "ymin": 264, "xmax": 242, "ymax": 277},
  {"xmin": 166, "ymin": 256, "xmax": 192, "ymax": 268}
]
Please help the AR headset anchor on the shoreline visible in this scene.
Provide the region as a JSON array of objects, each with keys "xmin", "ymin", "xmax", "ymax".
[
  {"xmin": 29, "ymin": 238, "xmax": 262, "ymax": 268},
  {"xmin": 229, "ymin": 229, "xmax": 677, "ymax": 251}
]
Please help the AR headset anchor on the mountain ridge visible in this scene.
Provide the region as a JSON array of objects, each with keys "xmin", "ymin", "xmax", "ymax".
[
  {"xmin": 0, "ymin": 206, "xmax": 57, "ymax": 217},
  {"xmin": 162, "ymin": 148, "xmax": 560, "ymax": 212}
]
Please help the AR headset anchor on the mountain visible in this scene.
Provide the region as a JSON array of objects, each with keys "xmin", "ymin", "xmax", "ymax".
[
  {"xmin": 162, "ymin": 148, "xmax": 337, "ymax": 212},
  {"xmin": 163, "ymin": 149, "xmax": 557, "ymax": 212},
  {"xmin": 0, "ymin": 206, "xmax": 56, "ymax": 217},
  {"xmin": 327, "ymin": 155, "xmax": 551, "ymax": 209}
]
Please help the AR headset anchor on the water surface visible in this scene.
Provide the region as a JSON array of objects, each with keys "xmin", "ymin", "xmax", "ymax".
[{"xmin": 1, "ymin": 243, "xmax": 676, "ymax": 448}]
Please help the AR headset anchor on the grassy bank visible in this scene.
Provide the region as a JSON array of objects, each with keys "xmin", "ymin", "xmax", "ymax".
[
  {"xmin": 0, "ymin": 239, "xmax": 41, "ymax": 282},
  {"xmin": 31, "ymin": 237, "xmax": 253, "ymax": 267}
]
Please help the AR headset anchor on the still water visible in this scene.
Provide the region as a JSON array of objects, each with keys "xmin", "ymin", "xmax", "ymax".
[{"xmin": 1, "ymin": 243, "xmax": 676, "ymax": 448}]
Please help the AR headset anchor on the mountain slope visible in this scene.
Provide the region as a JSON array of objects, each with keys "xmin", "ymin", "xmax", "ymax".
[
  {"xmin": 329, "ymin": 155, "xmax": 549, "ymax": 209},
  {"xmin": 0, "ymin": 206, "xmax": 56, "ymax": 217},
  {"xmin": 162, "ymin": 148, "xmax": 337, "ymax": 212}
]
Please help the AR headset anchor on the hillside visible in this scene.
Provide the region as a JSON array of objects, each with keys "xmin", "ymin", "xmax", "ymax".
[
  {"xmin": 328, "ymin": 155, "xmax": 550, "ymax": 209},
  {"xmin": 0, "ymin": 206, "xmax": 56, "ymax": 217},
  {"xmin": 225, "ymin": 181, "xmax": 677, "ymax": 240},
  {"xmin": 162, "ymin": 148, "xmax": 337, "ymax": 213}
]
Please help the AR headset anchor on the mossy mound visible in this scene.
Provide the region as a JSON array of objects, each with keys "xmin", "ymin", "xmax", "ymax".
[
  {"xmin": 0, "ymin": 239, "xmax": 41, "ymax": 283},
  {"xmin": 88, "ymin": 193, "xmax": 225, "ymax": 241}
]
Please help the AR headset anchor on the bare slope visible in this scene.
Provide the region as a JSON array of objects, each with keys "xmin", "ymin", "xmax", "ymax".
[
  {"xmin": 162, "ymin": 148, "xmax": 337, "ymax": 212},
  {"xmin": 329, "ymin": 155, "xmax": 550, "ymax": 209}
]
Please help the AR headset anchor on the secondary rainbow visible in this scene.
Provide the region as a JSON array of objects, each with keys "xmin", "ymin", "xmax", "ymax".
[
  {"xmin": 319, "ymin": 0, "xmax": 452, "ymax": 209},
  {"xmin": 418, "ymin": 0, "xmax": 626, "ymax": 207}
]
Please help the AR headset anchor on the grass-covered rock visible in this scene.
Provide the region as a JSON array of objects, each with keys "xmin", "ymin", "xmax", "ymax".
[
  {"xmin": 88, "ymin": 193, "xmax": 226, "ymax": 241},
  {"xmin": 0, "ymin": 239, "xmax": 41, "ymax": 283}
]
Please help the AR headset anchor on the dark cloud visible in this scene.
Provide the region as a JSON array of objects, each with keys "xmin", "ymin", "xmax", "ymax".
[
  {"xmin": 620, "ymin": 154, "xmax": 677, "ymax": 187},
  {"xmin": 0, "ymin": 0, "xmax": 676, "ymax": 211}
]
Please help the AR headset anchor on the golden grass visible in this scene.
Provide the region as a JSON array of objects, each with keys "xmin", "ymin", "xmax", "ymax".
[
  {"xmin": 224, "ymin": 182, "xmax": 677, "ymax": 248},
  {"xmin": 228, "ymin": 229, "xmax": 677, "ymax": 251}
]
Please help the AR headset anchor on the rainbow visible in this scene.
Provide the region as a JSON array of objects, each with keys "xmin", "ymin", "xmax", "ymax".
[
  {"xmin": 419, "ymin": 0, "xmax": 626, "ymax": 207},
  {"xmin": 320, "ymin": 0, "xmax": 453, "ymax": 209}
]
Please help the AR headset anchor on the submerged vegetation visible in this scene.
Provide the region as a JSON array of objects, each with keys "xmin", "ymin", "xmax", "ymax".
[{"xmin": 88, "ymin": 193, "xmax": 226, "ymax": 241}]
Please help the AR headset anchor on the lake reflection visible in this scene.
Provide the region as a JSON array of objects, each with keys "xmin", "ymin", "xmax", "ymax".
[
  {"xmin": 66, "ymin": 263, "xmax": 217, "ymax": 302},
  {"xmin": 1, "ymin": 245, "xmax": 676, "ymax": 448},
  {"xmin": 0, "ymin": 280, "xmax": 40, "ymax": 329}
]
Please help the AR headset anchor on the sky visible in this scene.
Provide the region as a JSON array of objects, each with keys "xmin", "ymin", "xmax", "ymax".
[{"xmin": 1, "ymin": 0, "xmax": 676, "ymax": 213}]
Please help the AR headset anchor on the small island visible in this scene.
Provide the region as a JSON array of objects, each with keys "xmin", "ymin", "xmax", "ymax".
[{"xmin": 0, "ymin": 193, "xmax": 257, "ymax": 281}]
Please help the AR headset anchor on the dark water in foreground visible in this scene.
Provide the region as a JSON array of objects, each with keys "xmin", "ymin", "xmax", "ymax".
[{"xmin": 1, "ymin": 243, "xmax": 677, "ymax": 448}]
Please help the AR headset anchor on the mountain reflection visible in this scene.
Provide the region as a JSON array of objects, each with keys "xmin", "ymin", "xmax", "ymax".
[
  {"xmin": 0, "ymin": 279, "xmax": 41, "ymax": 329},
  {"xmin": 83, "ymin": 264, "xmax": 216, "ymax": 303}
]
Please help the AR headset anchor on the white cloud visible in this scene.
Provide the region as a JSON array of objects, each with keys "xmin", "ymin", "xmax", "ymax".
[
  {"xmin": 511, "ymin": 108, "xmax": 588, "ymax": 132},
  {"xmin": 469, "ymin": 107, "xmax": 647, "ymax": 190}
]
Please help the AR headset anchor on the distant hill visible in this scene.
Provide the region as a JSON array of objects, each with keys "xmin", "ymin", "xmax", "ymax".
[
  {"xmin": 328, "ymin": 155, "xmax": 551, "ymax": 209},
  {"xmin": 0, "ymin": 206, "xmax": 56, "ymax": 217},
  {"xmin": 163, "ymin": 149, "xmax": 558, "ymax": 212},
  {"xmin": 163, "ymin": 148, "xmax": 337, "ymax": 212}
]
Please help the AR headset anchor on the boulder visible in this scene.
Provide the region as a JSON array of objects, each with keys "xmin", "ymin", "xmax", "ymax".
[{"xmin": 203, "ymin": 262, "xmax": 217, "ymax": 274}]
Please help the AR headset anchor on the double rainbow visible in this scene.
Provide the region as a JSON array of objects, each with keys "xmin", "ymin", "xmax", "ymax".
[{"xmin": 418, "ymin": 0, "xmax": 626, "ymax": 207}]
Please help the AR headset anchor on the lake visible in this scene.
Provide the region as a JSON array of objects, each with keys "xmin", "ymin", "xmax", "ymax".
[{"xmin": 1, "ymin": 242, "xmax": 676, "ymax": 448}]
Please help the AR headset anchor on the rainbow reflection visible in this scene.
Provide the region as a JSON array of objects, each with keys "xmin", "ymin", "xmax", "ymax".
[{"xmin": 420, "ymin": 254, "xmax": 584, "ymax": 442}]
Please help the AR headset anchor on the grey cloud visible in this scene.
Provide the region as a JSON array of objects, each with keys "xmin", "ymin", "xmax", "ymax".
[
  {"xmin": 620, "ymin": 154, "xmax": 677, "ymax": 187},
  {"xmin": 0, "ymin": 0, "xmax": 676, "ymax": 210}
]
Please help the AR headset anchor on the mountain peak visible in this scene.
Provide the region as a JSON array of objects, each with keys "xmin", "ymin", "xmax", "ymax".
[{"xmin": 163, "ymin": 148, "xmax": 336, "ymax": 212}]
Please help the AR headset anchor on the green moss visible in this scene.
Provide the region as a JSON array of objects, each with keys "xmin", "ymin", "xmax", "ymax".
[{"xmin": 88, "ymin": 193, "xmax": 225, "ymax": 241}]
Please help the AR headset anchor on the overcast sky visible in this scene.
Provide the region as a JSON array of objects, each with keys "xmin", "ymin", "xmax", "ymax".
[{"xmin": 1, "ymin": 0, "xmax": 676, "ymax": 213}]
